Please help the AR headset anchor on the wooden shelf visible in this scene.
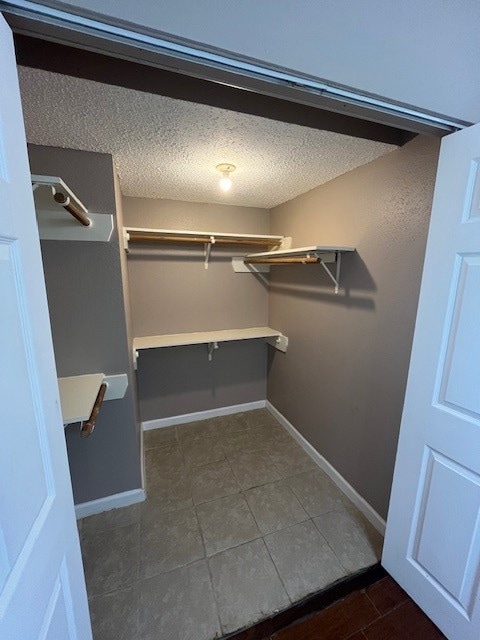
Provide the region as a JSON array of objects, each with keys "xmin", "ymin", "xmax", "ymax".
[
  {"xmin": 58, "ymin": 373, "xmax": 129, "ymax": 425},
  {"xmin": 133, "ymin": 327, "xmax": 288, "ymax": 367}
]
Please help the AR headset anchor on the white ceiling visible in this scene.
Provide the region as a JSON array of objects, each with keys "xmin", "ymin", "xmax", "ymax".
[{"xmin": 18, "ymin": 67, "xmax": 397, "ymax": 209}]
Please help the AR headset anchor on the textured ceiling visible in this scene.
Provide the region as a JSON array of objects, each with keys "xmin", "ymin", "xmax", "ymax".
[{"xmin": 18, "ymin": 67, "xmax": 397, "ymax": 208}]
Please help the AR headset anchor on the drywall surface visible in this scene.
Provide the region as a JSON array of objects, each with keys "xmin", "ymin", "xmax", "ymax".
[
  {"xmin": 36, "ymin": 0, "xmax": 480, "ymax": 122},
  {"xmin": 123, "ymin": 197, "xmax": 270, "ymax": 420},
  {"xmin": 29, "ymin": 144, "xmax": 141, "ymax": 504},
  {"xmin": 268, "ymin": 136, "xmax": 440, "ymax": 519}
]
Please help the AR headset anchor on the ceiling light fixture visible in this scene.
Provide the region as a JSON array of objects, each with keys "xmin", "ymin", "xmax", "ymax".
[{"xmin": 216, "ymin": 163, "xmax": 236, "ymax": 192}]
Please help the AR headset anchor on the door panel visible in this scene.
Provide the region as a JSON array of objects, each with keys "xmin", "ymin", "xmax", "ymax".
[
  {"xmin": 0, "ymin": 13, "xmax": 91, "ymax": 640},
  {"xmin": 383, "ymin": 123, "xmax": 480, "ymax": 639}
]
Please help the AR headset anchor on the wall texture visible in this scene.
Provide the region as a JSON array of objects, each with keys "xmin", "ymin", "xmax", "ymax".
[
  {"xmin": 122, "ymin": 197, "xmax": 270, "ymax": 420},
  {"xmin": 28, "ymin": 144, "xmax": 142, "ymax": 504},
  {"xmin": 268, "ymin": 135, "xmax": 440, "ymax": 519},
  {"xmin": 37, "ymin": 0, "xmax": 480, "ymax": 122}
]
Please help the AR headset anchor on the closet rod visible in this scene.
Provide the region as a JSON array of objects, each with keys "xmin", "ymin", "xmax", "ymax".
[
  {"xmin": 80, "ymin": 383, "xmax": 107, "ymax": 438},
  {"xmin": 128, "ymin": 232, "xmax": 279, "ymax": 247},
  {"xmin": 53, "ymin": 192, "xmax": 91, "ymax": 227},
  {"xmin": 246, "ymin": 256, "xmax": 319, "ymax": 264}
]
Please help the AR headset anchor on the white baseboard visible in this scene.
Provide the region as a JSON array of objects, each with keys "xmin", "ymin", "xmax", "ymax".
[
  {"xmin": 75, "ymin": 488, "xmax": 145, "ymax": 520},
  {"xmin": 266, "ymin": 401, "xmax": 386, "ymax": 536},
  {"xmin": 142, "ymin": 400, "xmax": 267, "ymax": 430}
]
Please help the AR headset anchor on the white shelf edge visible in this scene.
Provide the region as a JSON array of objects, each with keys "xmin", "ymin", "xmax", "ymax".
[
  {"xmin": 132, "ymin": 327, "xmax": 288, "ymax": 367},
  {"xmin": 58, "ymin": 373, "xmax": 128, "ymax": 426},
  {"xmin": 123, "ymin": 226, "xmax": 285, "ymax": 242},
  {"xmin": 245, "ymin": 245, "xmax": 356, "ymax": 258}
]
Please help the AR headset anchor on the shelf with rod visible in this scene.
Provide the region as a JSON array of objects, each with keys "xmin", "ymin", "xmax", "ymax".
[
  {"xmin": 31, "ymin": 174, "xmax": 114, "ymax": 242},
  {"xmin": 58, "ymin": 373, "xmax": 129, "ymax": 434},
  {"xmin": 233, "ymin": 245, "xmax": 355, "ymax": 294},
  {"xmin": 123, "ymin": 227, "xmax": 291, "ymax": 269},
  {"xmin": 132, "ymin": 326, "xmax": 288, "ymax": 367}
]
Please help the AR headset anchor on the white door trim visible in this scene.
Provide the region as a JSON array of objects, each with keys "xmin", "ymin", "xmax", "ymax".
[{"xmin": 0, "ymin": 0, "xmax": 467, "ymax": 134}]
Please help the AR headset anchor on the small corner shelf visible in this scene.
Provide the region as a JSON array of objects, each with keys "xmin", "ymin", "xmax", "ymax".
[
  {"xmin": 32, "ymin": 175, "xmax": 114, "ymax": 242},
  {"xmin": 233, "ymin": 245, "xmax": 355, "ymax": 294},
  {"xmin": 132, "ymin": 327, "xmax": 288, "ymax": 368},
  {"xmin": 58, "ymin": 373, "xmax": 128, "ymax": 427},
  {"xmin": 123, "ymin": 226, "xmax": 291, "ymax": 269}
]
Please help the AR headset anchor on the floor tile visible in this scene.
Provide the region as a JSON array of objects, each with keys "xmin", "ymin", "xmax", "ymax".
[
  {"xmin": 196, "ymin": 493, "xmax": 260, "ymax": 556},
  {"xmin": 81, "ymin": 523, "xmax": 140, "ymax": 597},
  {"xmin": 272, "ymin": 591, "xmax": 378, "ymax": 640},
  {"xmin": 213, "ymin": 413, "xmax": 250, "ymax": 437},
  {"xmin": 89, "ymin": 584, "xmax": 140, "ymax": 640},
  {"xmin": 144, "ymin": 425, "xmax": 177, "ymax": 450},
  {"xmin": 264, "ymin": 520, "xmax": 346, "ymax": 601},
  {"xmin": 287, "ymin": 469, "xmax": 348, "ymax": 517},
  {"xmin": 140, "ymin": 506, "xmax": 204, "ymax": 578},
  {"xmin": 145, "ymin": 445, "xmax": 185, "ymax": 487},
  {"xmin": 181, "ymin": 436, "xmax": 225, "ymax": 469},
  {"xmin": 249, "ymin": 423, "xmax": 294, "ymax": 449},
  {"xmin": 267, "ymin": 441, "xmax": 316, "ymax": 478},
  {"xmin": 145, "ymin": 471, "xmax": 193, "ymax": 514},
  {"xmin": 209, "ymin": 539, "xmax": 290, "ymax": 634},
  {"xmin": 221, "ymin": 429, "xmax": 265, "ymax": 456},
  {"xmin": 314, "ymin": 508, "xmax": 383, "ymax": 574},
  {"xmin": 366, "ymin": 576, "xmax": 409, "ymax": 615},
  {"xmin": 241, "ymin": 408, "xmax": 279, "ymax": 429},
  {"xmin": 139, "ymin": 560, "xmax": 221, "ymax": 640},
  {"xmin": 190, "ymin": 460, "xmax": 240, "ymax": 505},
  {"xmin": 177, "ymin": 419, "xmax": 217, "ymax": 442},
  {"xmin": 362, "ymin": 600, "xmax": 446, "ymax": 639},
  {"xmin": 80, "ymin": 502, "xmax": 143, "ymax": 536},
  {"xmin": 228, "ymin": 449, "xmax": 281, "ymax": 490},
  {"xmin": 244, "ymin": 480, "xmax": 308, "ymax": 535}
]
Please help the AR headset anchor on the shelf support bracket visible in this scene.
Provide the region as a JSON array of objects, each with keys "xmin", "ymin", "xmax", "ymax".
[
  {"xmin": 316, "ymin": 252, "xmax": 342, "ymax": 294},
  {"xmin": 204, "ymin": 236, "xmax": 215, "ymax": 269},
  {"xmin": 207, "ymin": 341, "xmax": 219, "ymax": 361}
]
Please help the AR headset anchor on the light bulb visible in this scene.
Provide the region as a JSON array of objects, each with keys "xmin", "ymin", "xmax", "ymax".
[{"xmin": 219, "ymin": 175, "xmax": 232, "ymax": 192}]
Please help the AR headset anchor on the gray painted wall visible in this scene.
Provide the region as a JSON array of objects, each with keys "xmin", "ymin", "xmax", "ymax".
[
  {"xmin": 123, "ymin": 197, "xmax": 270, "ymax": 421},
  {"xmin": 28, "ymin": 144, "xmax": 141, "ymax": 504},
  {"xmin": 38, "ymin": 0, "xmax": 480, "ymax": 122},
  {"xmin": 268, "ymin": 135, "xmax": 440, "ymax": 519}
]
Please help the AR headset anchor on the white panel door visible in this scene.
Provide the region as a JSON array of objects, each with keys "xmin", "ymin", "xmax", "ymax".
[
  {"xmin": 383, "ymin": 123, "xmax": 480, "ymax": 639},
  {"xmin": 0, "ymin": 15, "xmax": 92, "ymax": 640}
]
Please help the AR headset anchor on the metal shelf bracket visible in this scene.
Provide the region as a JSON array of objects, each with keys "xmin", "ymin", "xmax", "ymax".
[
  {"xmin": 207, "ymin": 341, "xmax": 219, "ymax": 361},
  {"xmin": 316, "ymin": 252, "xmax": 342, "ymax": 294}
]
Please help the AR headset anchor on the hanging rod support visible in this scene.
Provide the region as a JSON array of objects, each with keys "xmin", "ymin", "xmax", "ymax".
[
  {"xmin": 316, "ymin": 252, "xmax": 341, "ymax": 294},
  {"xmin": 207, "ymin": 341, "xmax": 219, "ymax": 361},
  {"xmin": 204, "ymin": 236, "xmax": 215, "ymax": 269},
  {"xmin": 53, "ymin": 192, "xmax": 91, "ymax": 227}
]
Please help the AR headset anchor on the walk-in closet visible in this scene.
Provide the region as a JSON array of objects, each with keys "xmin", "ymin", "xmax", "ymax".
[{"xmin": 15, "ymin": 32, "xmax": 441, "ymax": 640}]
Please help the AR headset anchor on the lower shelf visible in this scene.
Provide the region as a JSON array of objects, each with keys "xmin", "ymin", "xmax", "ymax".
[
  {"xmin": 58, "ymin": 373, "xmax": 128, "ymax": 425},
  {"xmin": 133, "ymin": 327, "xmax": 288, "ymax": 367}
]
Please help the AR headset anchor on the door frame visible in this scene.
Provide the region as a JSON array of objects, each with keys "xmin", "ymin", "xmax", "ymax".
[{"xmin": 0, "ymin": 0, "xmax": 469, "ymax": 136}]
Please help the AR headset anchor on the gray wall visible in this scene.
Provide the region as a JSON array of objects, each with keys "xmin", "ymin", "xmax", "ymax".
[
  {"xmin": 28, "ymin": 144, "xmax": 141, "ymax": 504},
  {"xmin": 123, "ymin": 197, "xmax": 270, "ymax": 421},
  {"xmin": 268, "ymin": 135, "xmax": 440, "ymax": 519},
  {"xmin": 38, "ymin": 0, "xmax": 480, "ymax": 122}
]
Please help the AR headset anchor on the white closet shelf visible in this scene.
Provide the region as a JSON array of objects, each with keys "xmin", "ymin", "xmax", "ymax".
[
  {"xmin": 133, "ymin": 327, "xmax": 288, "ymax": 367},
  {"xmin": 233, "ymin": 245, "xmax": 355, "ymax": 294},
  {"xmin": 123, "ymin": 227, "xmax": 291, "ymax": 268},
  {"xmin": 58, "ymin": 373, "xmax": 128, "ymax": 426},
  {"xmin": 32, "ymin": 175, "xmax": 114, "ymax": 242}
]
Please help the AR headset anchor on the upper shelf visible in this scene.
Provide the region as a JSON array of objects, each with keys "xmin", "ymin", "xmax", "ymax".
[
  {"xmin": 133, "ymin": 326, "xmax": 288, "ymax": 366},
  {"xmin": 123, "ymin": 227, "xmax": 291, "ymax": 268},
  {"xmin": 32, "ymin": 175, "xmax": 114, "ymax": 242},
  {"xmin": 233, "ymin": 245, "xmax": 356, "ymax": 294}
]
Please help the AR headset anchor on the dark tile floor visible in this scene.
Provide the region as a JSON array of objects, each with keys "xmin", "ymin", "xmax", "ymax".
[
  {"xmin": 270, "ymin": 576, "xmax": 446, "ymax": 640},
  {"xmin": 79, "ymin": 409, "xmax": 383, "ymax": 639}
]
